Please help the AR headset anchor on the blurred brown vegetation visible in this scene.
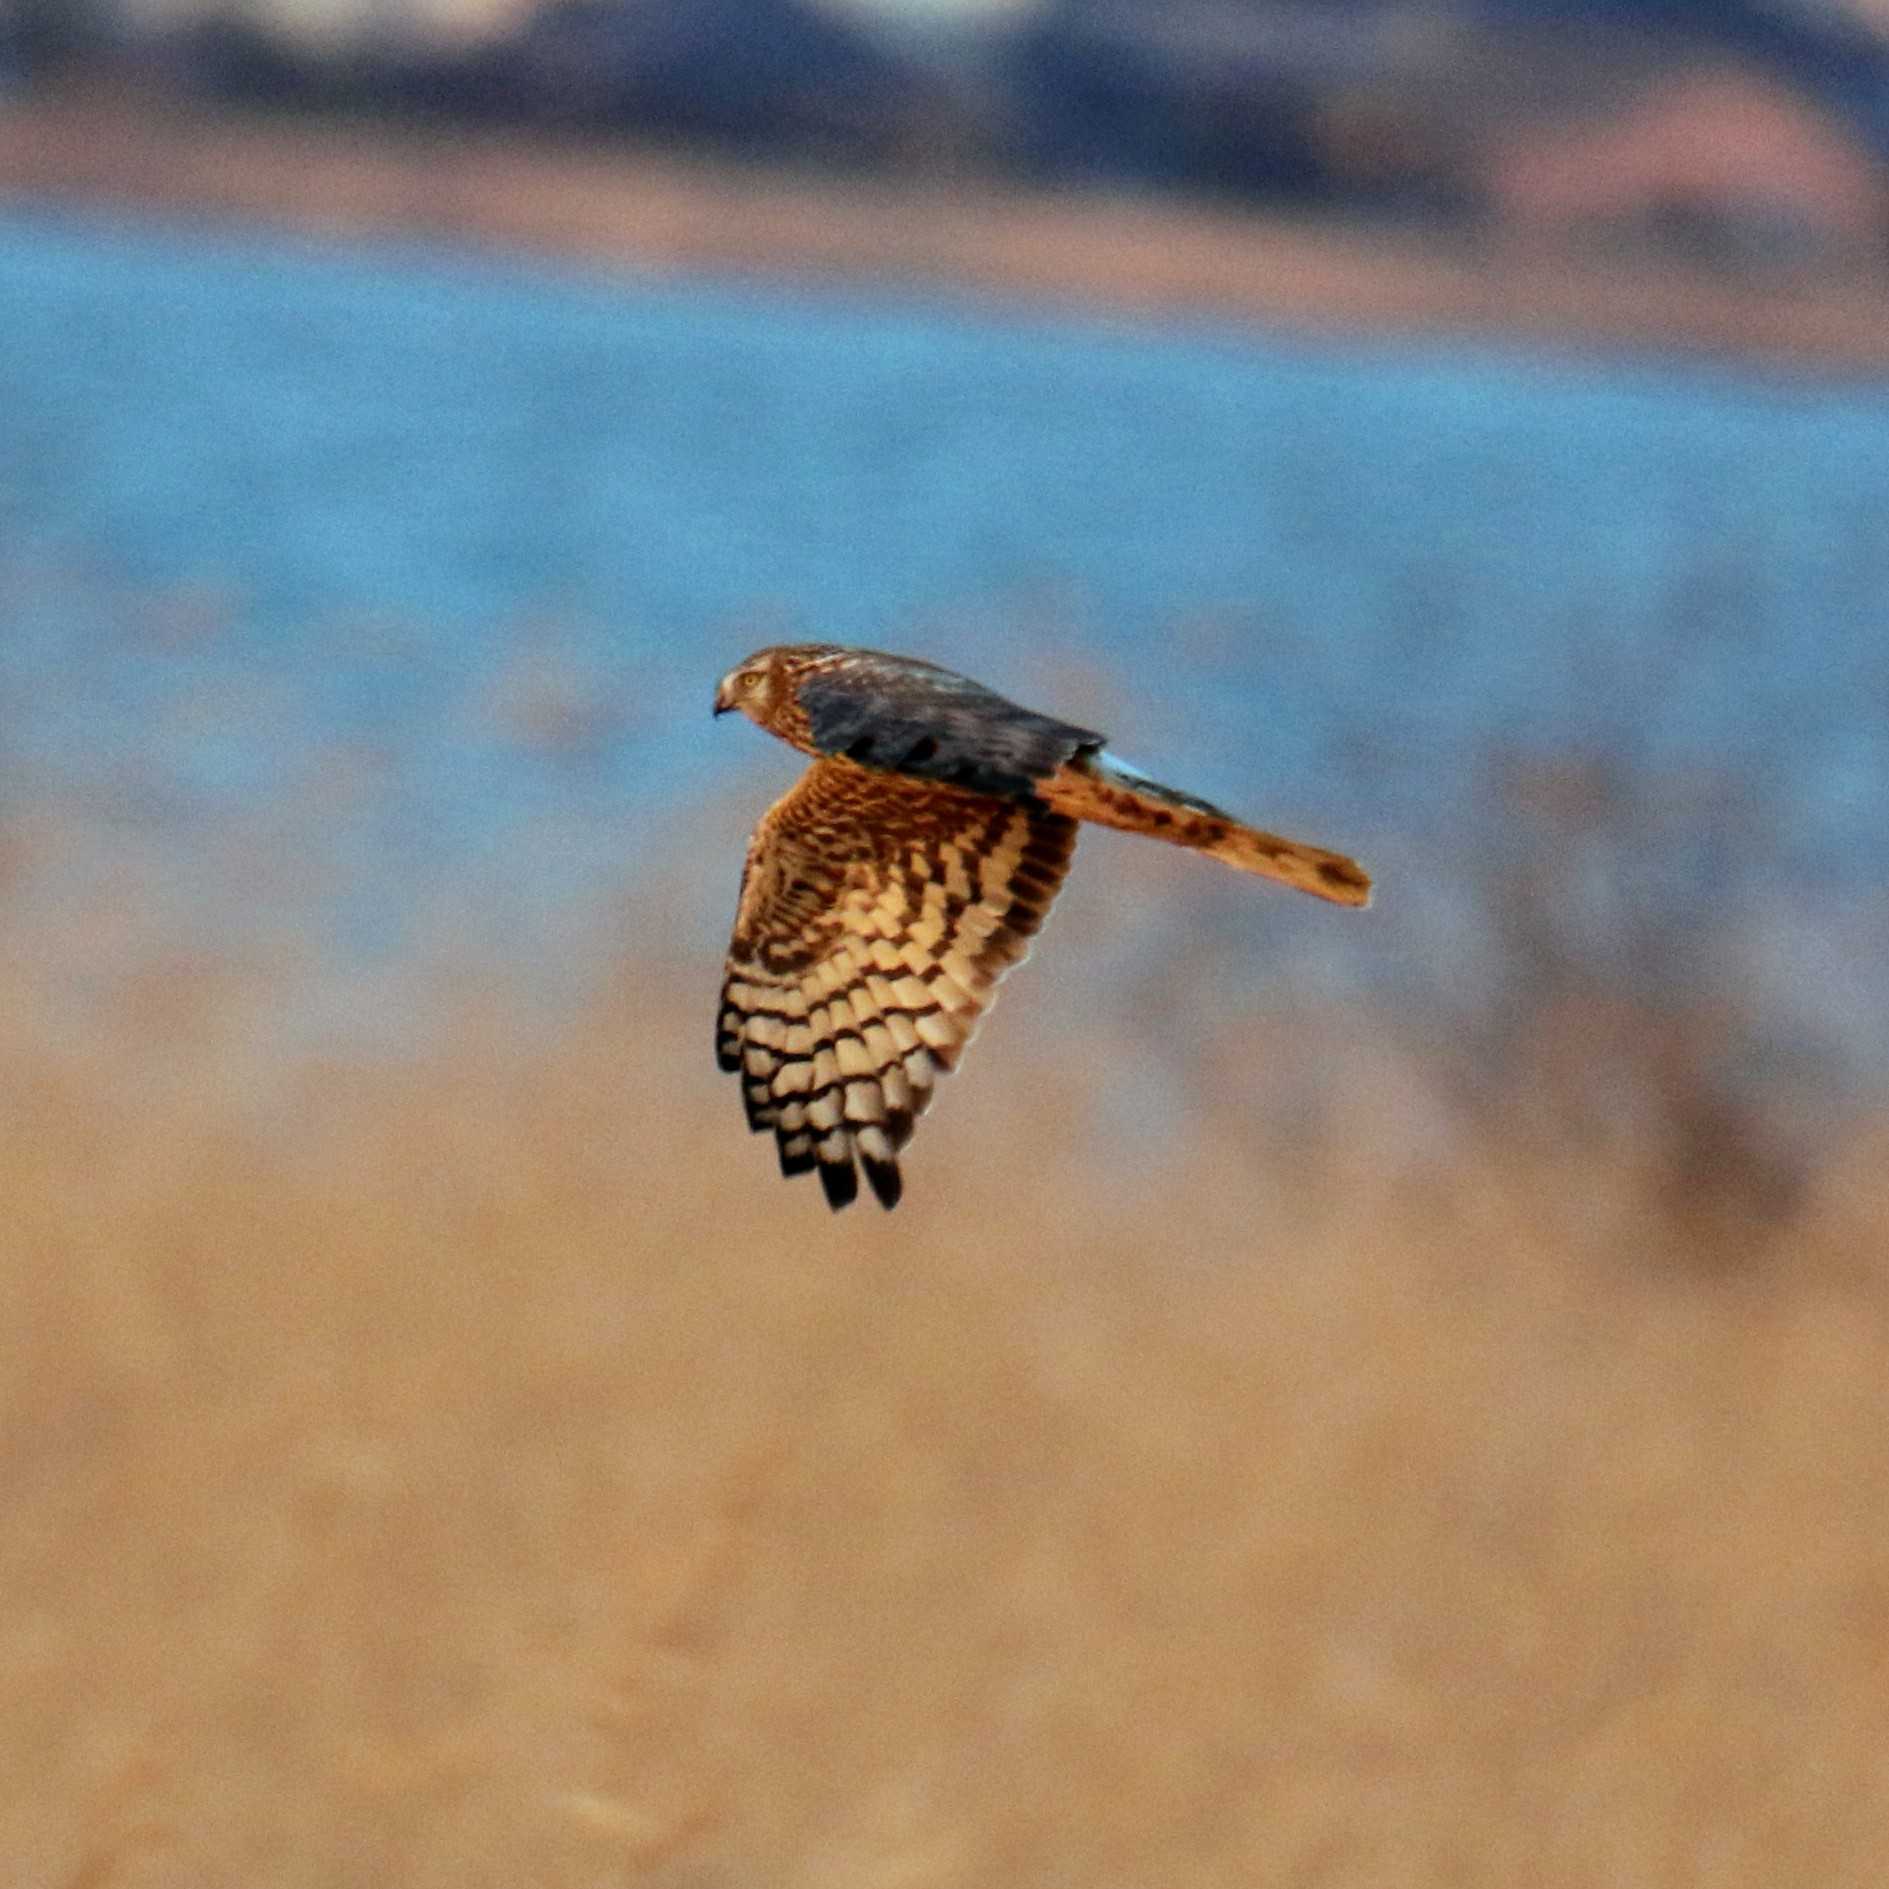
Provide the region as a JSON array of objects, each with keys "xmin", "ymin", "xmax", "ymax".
[
  {"xmin": 12, "ymin": 90, "xmax": 1889, "ymax": 371},
  {"xmin": 4, "ymin": 805, "xmax": 1888, "ymax": 1886}
]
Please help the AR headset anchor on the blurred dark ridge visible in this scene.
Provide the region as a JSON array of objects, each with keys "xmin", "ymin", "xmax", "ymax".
[{"xmin": 15, "ymin": 0, "xmax": 1889, "ymax": 275}]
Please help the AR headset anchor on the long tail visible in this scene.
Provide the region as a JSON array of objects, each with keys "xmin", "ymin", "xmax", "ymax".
[{"xmin": 1039, "ymin": 751, "xmax": 1371, "ymax": 907}]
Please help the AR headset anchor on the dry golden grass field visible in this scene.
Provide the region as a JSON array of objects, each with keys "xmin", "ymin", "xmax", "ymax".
[{"xmin": 4, "ymin": 854, "xmax": 1888, "ymax": 1886}]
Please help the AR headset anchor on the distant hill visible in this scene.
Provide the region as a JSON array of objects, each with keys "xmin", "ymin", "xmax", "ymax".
[{"xmin": 28, "ymin": 0, "xmax": 1889, "ymax": 262}]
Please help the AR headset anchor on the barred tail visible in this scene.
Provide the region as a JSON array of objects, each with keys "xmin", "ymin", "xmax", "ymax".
[{"xmin": 1041, "ymin": 751, "xmax": 1371, "ymax": 908}]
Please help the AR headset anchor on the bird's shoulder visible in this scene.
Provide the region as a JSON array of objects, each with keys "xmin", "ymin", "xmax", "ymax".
[{"xmin": 790, "ymin": 651, "xmax": 1104, "ymax": 800}]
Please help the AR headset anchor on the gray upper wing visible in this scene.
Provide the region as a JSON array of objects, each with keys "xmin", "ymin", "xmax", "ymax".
[{"xmin": 797, "ymin": 658, "xmax": 1104, "ymax": 800}]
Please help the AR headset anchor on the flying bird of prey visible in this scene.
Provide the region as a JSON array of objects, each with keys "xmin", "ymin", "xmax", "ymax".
[{"xmin": 713, "ymin": 645, "xmax": 1370, "ymax": 1211}]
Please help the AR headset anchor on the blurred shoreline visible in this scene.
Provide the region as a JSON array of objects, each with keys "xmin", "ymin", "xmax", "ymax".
[{"xmin": 10, "ymin": 86, "xmax": 1889, "ymax": 371}]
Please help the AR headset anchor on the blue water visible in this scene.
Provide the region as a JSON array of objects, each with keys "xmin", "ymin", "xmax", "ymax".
[{"xmin": 3, "ymin": 211, "xmax": 1886, "ymax": 1065}]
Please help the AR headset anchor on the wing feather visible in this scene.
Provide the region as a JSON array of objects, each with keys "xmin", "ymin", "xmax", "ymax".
[{"xmin": 716, "ymin": 757, "xmax": 1077, "ymax": 1211}]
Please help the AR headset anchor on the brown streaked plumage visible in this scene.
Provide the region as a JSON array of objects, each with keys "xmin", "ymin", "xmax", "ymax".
[{"xmin": 713, "ymin": 644, "xmax": 1370, "ymax": 1210}]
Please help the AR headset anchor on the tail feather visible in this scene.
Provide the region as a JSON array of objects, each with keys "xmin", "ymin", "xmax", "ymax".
[{"xmin": 1041, "ymin": 751, "xmax": 1371, "ymax": 908}]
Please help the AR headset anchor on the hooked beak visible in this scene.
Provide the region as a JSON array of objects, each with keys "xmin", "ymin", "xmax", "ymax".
[{"xmin": 712, "ymin": 673, "xmax": 736, "ymax": 717}]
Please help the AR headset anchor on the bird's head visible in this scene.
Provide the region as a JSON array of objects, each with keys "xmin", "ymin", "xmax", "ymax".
[{"xmin": 713, "ymin": 644, "xmax": 846, "ymax": 749}]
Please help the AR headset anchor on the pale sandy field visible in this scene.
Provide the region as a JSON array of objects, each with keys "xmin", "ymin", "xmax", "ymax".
[{"xmin": 4, "ymin": 903, "xmax": 1888, "ymax": 1885}]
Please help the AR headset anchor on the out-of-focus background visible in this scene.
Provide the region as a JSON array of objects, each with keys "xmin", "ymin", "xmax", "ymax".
[{"xmin": 4, "ymin": 5, "xmax": 1888, "ymax": 1884}]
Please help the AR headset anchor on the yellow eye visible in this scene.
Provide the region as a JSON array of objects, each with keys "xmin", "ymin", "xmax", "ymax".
[{"xmin": 741, "ymin": 671, "xmax": 764, "ymax": 693}]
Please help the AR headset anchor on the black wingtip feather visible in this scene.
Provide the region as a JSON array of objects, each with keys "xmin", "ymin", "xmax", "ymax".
[
  {"xmin": 818, "ymin": 1156, "xmax": 859, "ymax": 1211},
  {"xmin": 778, "ymin": 1138, "xmax": 817, "ymax": 1178},
  {"xmin": 862, "ymin": 1155, "xmax": 902, "ymax": 1210}
]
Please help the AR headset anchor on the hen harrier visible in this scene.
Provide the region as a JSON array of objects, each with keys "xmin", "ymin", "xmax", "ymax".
[{"xmin": 713, "ymin": 645, "xmax": 1370, "ymax": 1211}]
